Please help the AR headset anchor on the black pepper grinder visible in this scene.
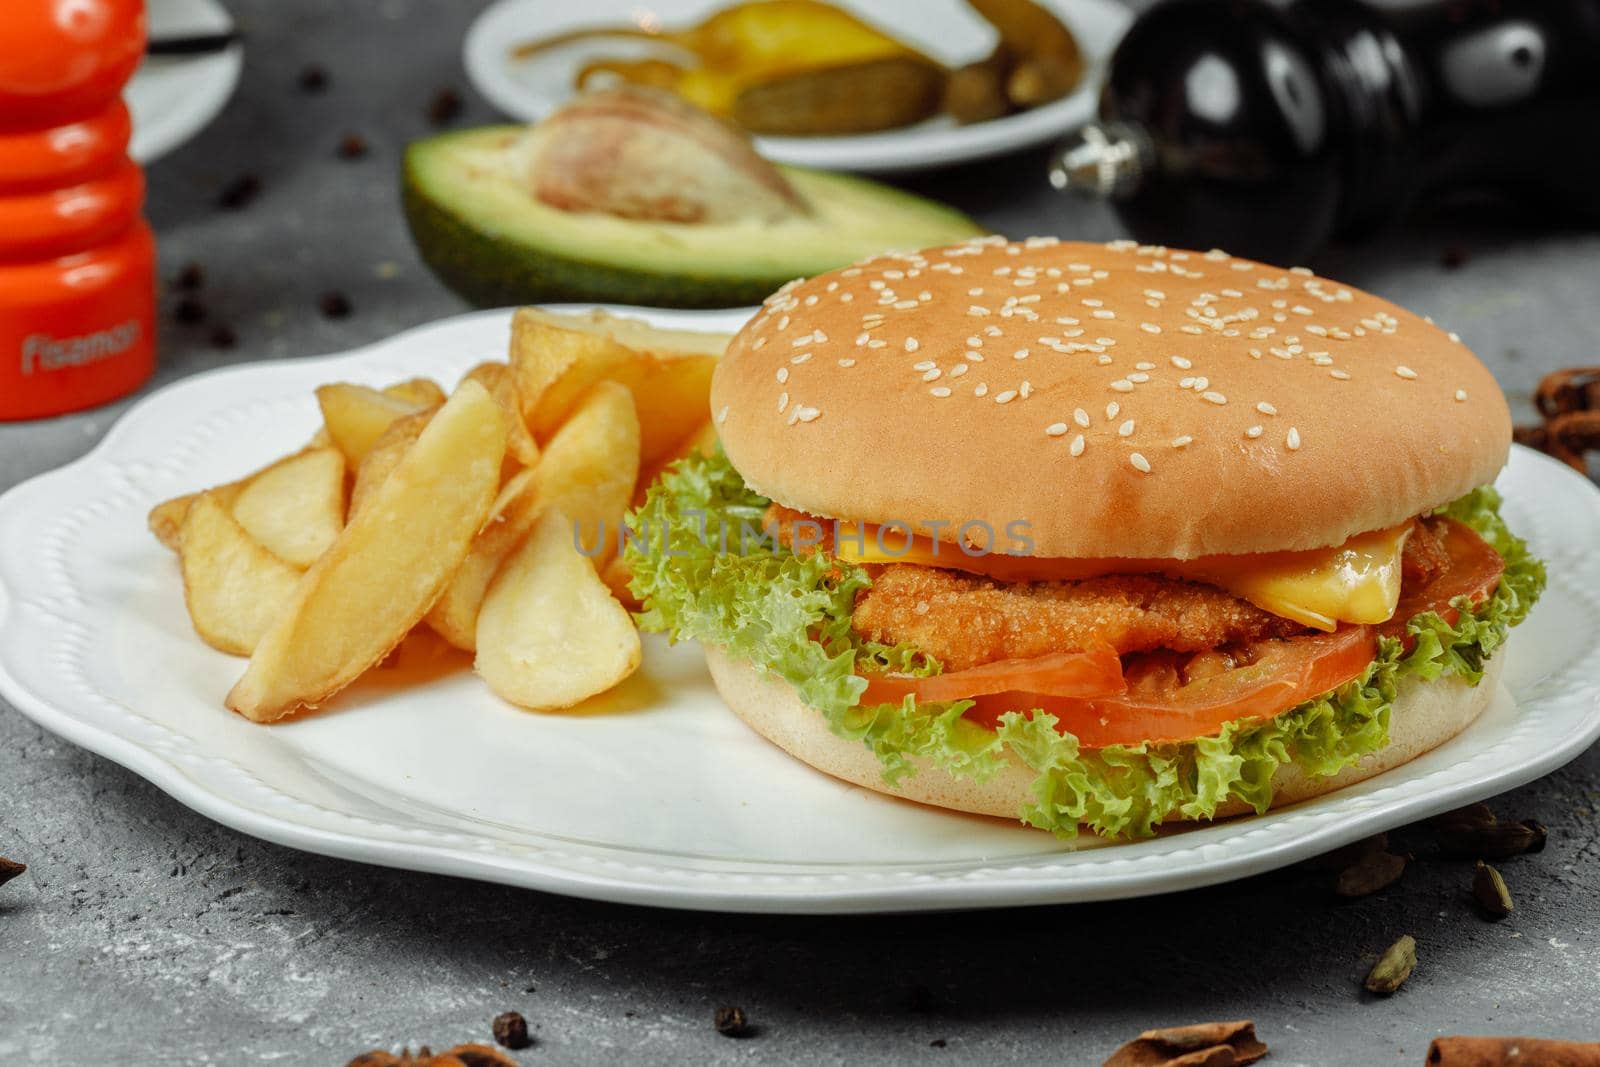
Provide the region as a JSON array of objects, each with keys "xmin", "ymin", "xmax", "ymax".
[{"xmin": 1051, "ymin": 0, "xmax": 1600, "ymax": 264}]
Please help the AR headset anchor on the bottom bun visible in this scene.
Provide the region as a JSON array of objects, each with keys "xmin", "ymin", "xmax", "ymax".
[{"xmin": 704, "ymin": 646, "xmax": 1505, "ymax": 825}]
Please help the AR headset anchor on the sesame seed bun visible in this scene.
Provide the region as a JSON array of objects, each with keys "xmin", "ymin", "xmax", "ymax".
[
  {"xmin": 711, "ymin": 238, "xmax": 1511, "ymax": 559},
  {"xmin": 704, "ymin": 646, "xmax": 1503, "ymax": 826}
]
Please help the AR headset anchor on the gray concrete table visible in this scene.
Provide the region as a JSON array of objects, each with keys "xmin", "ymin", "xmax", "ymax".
[{"xmin": 2, "ymin": 1, "xmax": 1597, "ymax": 1062}]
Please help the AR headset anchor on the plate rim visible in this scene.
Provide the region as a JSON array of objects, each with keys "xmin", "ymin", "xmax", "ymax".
[
  {"xmin": 460, "ymin": 0, "xmax": 1133, "ymax": 173},
  {"xmin": 3, "ymin": 306, "xmax": 1599, "ymax": 914},
  {"xmin": 127, "ymin": 0, "xmax": 243, "ymax": 164}
]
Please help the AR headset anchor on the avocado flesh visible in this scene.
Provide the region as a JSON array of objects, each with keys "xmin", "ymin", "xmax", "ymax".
[{"xmin": 402, "ymin": 126, "xmax": 987, "ymax": 309}]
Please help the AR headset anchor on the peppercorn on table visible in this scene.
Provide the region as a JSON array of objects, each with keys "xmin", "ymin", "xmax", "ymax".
[{"xmin": 1, "ymin": 1, "xmax": 1597, "ymax": 1062}]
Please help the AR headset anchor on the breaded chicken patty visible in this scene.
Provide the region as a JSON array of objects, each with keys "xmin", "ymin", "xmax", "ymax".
[{"xmin": 764, "ymin": 505, "xmax": 1453, "ymax": 672}]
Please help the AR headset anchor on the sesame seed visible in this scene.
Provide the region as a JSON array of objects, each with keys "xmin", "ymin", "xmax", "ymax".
[
  {"xmin": 795, "ymin": 406, "xmax": 821, "ymax": 423},
  {"xmin": 777, "ymin": 315, "xmax": 790, "ymax": 330},
  {"xmin": 1135, "ymin": 361, "xmax": 1156, "ymax": 371},
  {"xmin": 904, "ymin": 337, "xmax": 920, "ymax": 352},
  {"xmin": 1246, "ymin": 425, "xmax": 1263, "ymax": 438},
  {"xmin": 1193, "ymin": 377, "xmax": 1209, "ymax": 390},
  {"xmin": 1181, "ymin": 325, "xmax": 1203, "ymax": 335},
  {"xmin": 1019, "ymin": 381, "xmax": 1032, "ymax": 398},
  {"xmin": 1202, "ymin": 391, "xmax": 1227, "ymax": 405},
  {"xmin": 1105, "ymin": 401, "xmax": 1120, "ymax": 420},
  {"xmin": 1046, "ymin": 422, "xmax": 1069, "ymax": 437},
  {"xmin": 1449, "ymin": 331, "xmax": 1462, "ymax": 343},
  {"xmin": 1180, "ymin": 376, "xmax": 1195, "ymax": 389},
  {"xmin": 1286, "ymin": 427, "xmax": 1302, "ymax": 450},
  {"xmin": 930, "ymin": 386, "xmax": 952, "ymax": 398},
  {"xmin": 1256, "ymin": 401, "xmax": 1277, "ymax": 415},
  {"xmin": 985, "ymin": 325, "xmax": 1002, "ymax": 337},
  {"xmin": 777, "ymin": 391, "xmax": 789, "ymax": 412},
  {"xmin": 838, "ymin": 358, "xmax": 856, "ymax": 368},
  {"xmin": 922, "ymin": 368, "xmax": 942, "ymax": 382},
  {"xmin": 867, "ymin": 339, "xmax": 886, "ymax": 349},
  {"xmin": 1455, "ymin": 389, "xmax": 1468, "ymax": 401},
  {"xmin": 1096, "ymin": 337, "xmax": 1117, "ymax": 346},
  {"xmin": 994, "ymin": 389, "xmax": 1018, "ymax": 404},
  {"xmin": 1129, "ymin": 372, "xmax": 1150, "ymax": 383},
  {"xmin": 1081, "ymin": 298, "xmax": 1104, "ymax": 307},
  {"xmin": 966, "ymin": 336, "xmax": 984, "ymax": 348},
  {"xmin": 1118, "ymin": 419, "xmax": 1135, "ymax": 437},
  {"xmin": 776, "ymin": 368, "xmax": 789, "ymax": 383},
  {"xmin": 913, "ymin": 360, "xmax": 936, "ymax": 371},
  {"xmin": 1074, "ymin": 408, "xmax": 1090, "ymax": 428},
  {"xmin": 1130, "ymin": 452, "xmax": 1151, "ymax": 473},
  {"xmin": 1110, "ymin": 379, "xmax": 1134, "ymax": 392},
  {"xmin": 791, "ymin": 352, "xmax": 812, "ymax": 364},
  {"xmin": 968, "ymin": 287, "xmax": 984, "ymax": 297},
  {"xmin": 1330, "ymin": 369, "xmax": 1351, "ymax": 380},
  {"xmin": 1171, "ymin": 435, "xmax": 1193, "ymax": 448},
  {"xmin": 975, "ymin": 383, "xmax": 989, "ymax": 397},
  {"xmin": 968, "ymin": 306, "xmax": 990, "ymax": 316},
  {"xmin": 1097, "ymin": 354, "xmax": 1113, "ymax": 366},
  {"xmin": 716, "ymin": 405, "xmax": 730, "ymax": 425},
  {"xmin": 1092, "ymin": 309, "xmax": 1115, "ymax": 320},
  {"xmin": 1014, "ymin": 348, "xmax": 1030, "ymax": 360},
  {"xmin": 1395, "ymin": 365, "xmax": 1418, "ymax": 380},
  {"xmin": 950, "ymin": 364, "xmax": 969, "ymax": 377}
]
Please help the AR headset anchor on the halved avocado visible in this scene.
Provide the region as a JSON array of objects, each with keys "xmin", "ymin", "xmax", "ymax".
[{"xmin": 401, "ymin": 126, "xmax": 987, "ymax": 309}]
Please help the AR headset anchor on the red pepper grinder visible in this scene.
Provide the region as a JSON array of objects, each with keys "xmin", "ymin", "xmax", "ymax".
[{"xmin": 0, "ymin": 0, "xmax": 156, "ymax": 421}]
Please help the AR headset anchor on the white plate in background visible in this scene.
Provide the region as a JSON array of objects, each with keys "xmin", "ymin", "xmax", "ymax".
[
  {"xmin": 128, "ymin": 0, "xmax": 243, "ymax": 163},
  {"xmin": 1, "ymin": 306, "xmax": 1597, "ymax": 914},
  {"xmin": 463, "ymin": 0, "xmax": 1132, "ymax": 173}
]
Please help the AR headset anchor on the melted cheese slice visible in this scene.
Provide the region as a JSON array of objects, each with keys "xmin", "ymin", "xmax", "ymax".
[{"xmin": 830, "ymin": 521, "xmax": 1413, "ymax": 631}]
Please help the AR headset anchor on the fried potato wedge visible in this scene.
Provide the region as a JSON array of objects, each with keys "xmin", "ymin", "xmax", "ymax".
[
  {"xmin": 226, "ymin": 381, "xmax": 508, "ymax": 722},
  {"xmin": 475, "ymin": 507, "xmax": 641, "ymax": 711},
  {"xmin": 601, "ymin": 554, "xmax": 641, "ymax": 612},
  {"xmin": 382, "ymin": 377, "xmax": 447, "ymax": 408},
  {"xmin": 179, "ymin": 493, "xmax": 303, "ymax": 656},
  {"xmin": 315, "ymin": 382, "xmax": 431, "ymax": 466},
  {"xmin": 229, "ymin": 447, "xmax": 347, "ymax": 568},
  {"xmin": 149, "ymin": 446, "xmax": 322, "ymax": 553},
  {"xmin": 462, "ymin": 360, "xmax": 539, "ymax": 468},
  {"xmin": 348, "ymin": 407, "xmax": 436, "ymax": 521},
  {"xmin": 426, "ymin": 381, "xmax": 640, "ymax": 651},
  {"xmin": 509, "ymin": 308, "xmax": 723, "ymax": 467}
]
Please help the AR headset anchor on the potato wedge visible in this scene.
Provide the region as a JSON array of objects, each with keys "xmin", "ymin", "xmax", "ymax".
[
  {"xmin": 179, "ymin": 494, "xmax": 303, "ymax": 656},
  {"xmin": 601, "ymin": 554, "xmax": 641, "ymax": 612},
  {"xmin": 315, "ymin": 382, "xmax": 430, "ymax": 466},
  {"xmin": 425, "ymin": 380, "xmax": 640, "ymax": 651},
  {"xmin": 510, "ymin": 308, "xmax": 723, "ymax": 466},
  {"xmin": 475, "ymin": 507, "xmax": 641, "ymax": 711},
  {"xmin": 149, "ymin": 447, "xmax": 316, "ymax": 552},
  {"xmin": 462, "ymin": 361, "xmax": 538, "ymax": 468},
  {"xmin": 348, "ymin": 407, "xmax": 436, "ymax": 521},
  {"xmin": 383, "ymin": 377, "xmax": 447, "ymax": 408},
  {"xmin": 229, "ymin": 447, "xmax": 347, "ymax": 567},
  {"xmin": 226, "ymin": 381, "xmax": 508, "ymax": 722}
]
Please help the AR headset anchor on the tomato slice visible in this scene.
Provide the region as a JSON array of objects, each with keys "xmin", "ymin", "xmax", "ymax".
[
  {"xmin": 860, "ymin": 644, "xmax": 1125, "ymax": 705},
  {"xmin": 963, "ymin": 626, "xmax": 1379, "ymax": 748},
  {"xmin": 1381, "ymin": 518, "xmax": 1504, "ymax": 636}
]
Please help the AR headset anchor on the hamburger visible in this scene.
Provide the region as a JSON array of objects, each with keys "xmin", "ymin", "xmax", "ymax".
[{"xmin": 625, "ymin": 237, "xmax": 1545, "ymax": 839}]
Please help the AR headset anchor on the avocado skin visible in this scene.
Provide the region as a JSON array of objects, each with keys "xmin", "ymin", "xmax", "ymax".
[
  {"xmin": 402, "ymin": 170, "xmax": 792, "ymax": 310},
  {"xmin": 400, "ymin": 132, "xmax": 985, "ymax": 310}
]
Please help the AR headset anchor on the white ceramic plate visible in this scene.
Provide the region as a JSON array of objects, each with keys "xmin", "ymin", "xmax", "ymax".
[
  {"xmin": 2, "ymin": 307, "xmax": 1598, "ymax": 914},
  {"xmin": 463, "ymin": 0, "xmax": 1132, "ymax": 173},
  {"xmin": 127, "ymin": 0, "xmax": 243, "ymax": 163}
]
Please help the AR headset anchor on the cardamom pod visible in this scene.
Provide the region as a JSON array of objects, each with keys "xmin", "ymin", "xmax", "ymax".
[
  {"xmin": 1303, "ymin": 833, "xmax": 1388, "ymax": 873},
  {"xmin": 1473, "ymin": 861, "xmax": 1514, "ymax": 919},
  {"xmin": 1364, "ymin": 935, "xmax": 1417, "ymax": 996},
  {"xmin": 1334, "ymin": 850, "xmax": 1408, "ymax": 898},
  {"xmin": 1436, "ymin": 819, "xmax": 1548, "ymax": 860}
]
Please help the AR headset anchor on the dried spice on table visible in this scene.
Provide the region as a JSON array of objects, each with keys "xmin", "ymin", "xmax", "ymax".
[
  {"xmin": 1101, "ymin": 1019, "xmax": 1267, "ymax": 1067},
  {"xmin": 1515, "ymin": 367, "xmax": 1600, "ymax": 472}
]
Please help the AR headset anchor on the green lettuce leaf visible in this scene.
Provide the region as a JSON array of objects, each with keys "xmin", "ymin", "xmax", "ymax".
[{"xmin": 626, "ymin": 452, "xmax": 1545, "ymax": 840}]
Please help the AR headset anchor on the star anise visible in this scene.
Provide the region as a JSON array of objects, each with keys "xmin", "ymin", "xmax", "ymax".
[{"xmin": 1515, "ymin": 366, "xmax": 1600, "ymax": 473}]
